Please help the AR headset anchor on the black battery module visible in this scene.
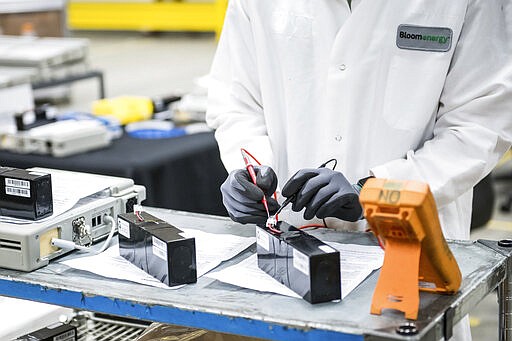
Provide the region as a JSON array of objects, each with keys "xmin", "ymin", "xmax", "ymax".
[
  {"xmin": 14, "ymin": 322, "xmax": 77, "ymax": 341},
  {"xmin": 256, "ymin": 222, "xmax": 341, "ymax": 304},
  {"xmin": 118, "ymin": 211, "xmax": 197, "ymax": 286},
  {"xmin": 0, "ymin": 167, "xmax": 53, "ymax": 220}
]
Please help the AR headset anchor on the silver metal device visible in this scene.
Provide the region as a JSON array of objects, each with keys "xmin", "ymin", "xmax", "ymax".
[
  {"xmin": 0, "ymin": 169, "xmax": 146, "ymax": 271},
  {"xmin": 1, "ymin": 120, "xmax": 112, "ymax": 157},
  {"xmin": 0, "ymin": 35, "xmax": 90, "ymax": 83}
]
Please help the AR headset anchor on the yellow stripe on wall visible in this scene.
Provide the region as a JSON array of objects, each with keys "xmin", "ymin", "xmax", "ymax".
[{"xmin": 68, "ymin": 1, "xmax": 228, "ymax": 39}]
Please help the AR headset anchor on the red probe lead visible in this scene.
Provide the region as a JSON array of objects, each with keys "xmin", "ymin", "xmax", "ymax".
[{"xmin": 240, "ymin": 149, "xmax": 270, "ymax": 217}]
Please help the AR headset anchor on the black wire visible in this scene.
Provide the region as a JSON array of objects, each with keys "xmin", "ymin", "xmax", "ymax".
[
  {"xmin": 279, "ymin": 158, "xmax": 337, "ymax": 229},
  {"xmin": 319, "ymin": 158, "xmax": 337, "ymax": 228},
  {"xmin": 319, "ymin": 158, "xmax": 338, "ymax": 170}
]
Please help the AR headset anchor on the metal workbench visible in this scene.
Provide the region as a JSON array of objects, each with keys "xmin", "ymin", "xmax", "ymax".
[
  {"xmin": 0, "ymin": 207, "xmax": 510, "ymax": 341},
  {"xmin": 0, "ymin": 36, "xmax": 105, "ymax": 99}
]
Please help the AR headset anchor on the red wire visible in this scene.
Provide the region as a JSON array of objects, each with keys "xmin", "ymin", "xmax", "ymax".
[
  {"xmin": 240, "ymin": 148, "xmax": 261, "ymax": 166},
  {"xmin": 241, "ymin": 148, "xmax": 281, "ymax": 232},
  {"xmin": 377, "ymin": 237, "xmax": 386, "ymax": 250},
  {"xmin": 365, "ymin": 228, "xmax": 385, "ymax": 250},
  {"xmin": 267, "ymin": 226, "xmax": 282, "ymax": 234},
  {"xmin": 298, "ymin": 223, "xmax": 326, "ymax": 230},
  {"xmin": 241, "ymin": 148, "xmax": 279, "ymax": 210},
  {"xmin": 242, "ymin": 149, "xmax": 382, "ymax": 248},
  {"xmin": 241, "ymin": 149, "xmax": 335, "ymax": 231}
]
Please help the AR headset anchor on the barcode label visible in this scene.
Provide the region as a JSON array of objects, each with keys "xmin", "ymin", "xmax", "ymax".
[
  {"xmin": 53, "ymin": 329, "xmax": 76, "ymax": 341},
  {"xmin": 118, "ymin": 219, "xmax": 130, "ymax": 238},
  {"xmin": 6, "ymin": 186, "xmax": 30, "ymax": 198},
  {"xmin": 293, "ymin": 249, "xmax": 310, "ymax": 275},
  {"xmin": 256, "ymin": 228, "xmax": 270, "ymax": 251},
  {"xmin": 319, "ymin": 245, "xmax": 336, "ymax": 253},
  {"xmin": 152, "ymin": 236, "xmax": 168, "ymax": 261},
  {"xmin": 5, "ymin": 178, "xmax": 30, "ymax": 189}
]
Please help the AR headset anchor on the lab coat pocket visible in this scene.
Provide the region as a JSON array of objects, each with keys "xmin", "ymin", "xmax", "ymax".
[
  {"xmin": 270, "ymin": 10, "xmax": 315, "ymax": 87},
  {"xmin": 383, "ymin": 49, "xmax": 453, "ymax": 131},
  {"xmin": 271, "ymin": 10, "xmax": 313, "ymax": 39}
]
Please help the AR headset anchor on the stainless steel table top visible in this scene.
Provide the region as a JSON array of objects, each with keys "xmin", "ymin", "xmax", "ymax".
[{"xmin": 0, "ymin": 207, "xmax": 507, "ymax": 341}]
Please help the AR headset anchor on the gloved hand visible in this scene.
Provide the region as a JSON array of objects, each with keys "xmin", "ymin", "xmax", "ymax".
[
  {"xmin": 221, "ymin": 165, "xmax": 279, "ymax": 224},
  {"xmin": 282, "ymin": 168, "xmax": 362, "ymax": 222}
]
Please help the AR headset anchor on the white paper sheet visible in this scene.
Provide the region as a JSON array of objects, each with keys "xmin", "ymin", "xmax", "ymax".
[
  {"xmin": 206, "ymin": 254, "xmax": 301, "ymax": 298},
  {"xmin": 62, "ymin": 244, "xmax": 175, "ymax": 289},
  {"xmin": 180, "ymin": 229, "xmax": 255, "ymax": 277},
  {"xmin": 60, "ymin": 228, "xmax": 255, "ymax": 289},
  {"xmin": 328, "ymin": 242, "xmax": 384, "ymax": 298},
  {"xmin": 0, "ymin": 168, "xmax": 129, "ymax": 224},
  {"xmin": 205, "ymin": 243, "xmax": 384, "ymax": 300}
]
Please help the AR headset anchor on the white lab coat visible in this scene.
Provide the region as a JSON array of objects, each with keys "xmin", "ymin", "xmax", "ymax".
[
  {"xmin": 207, "ymin": 1, "xmax": 512, "ymax": 339},
  {"xmin": 507, "ymin": 1, "xmax": 512, "ymax": 50}
]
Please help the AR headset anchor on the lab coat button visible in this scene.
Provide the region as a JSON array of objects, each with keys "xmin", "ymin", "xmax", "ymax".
[
  {"xmin": 339, "ymin": 64, "xmax": 347, "ymax": 71},
  {"xmin": 335, "ymin": 135, "xmax": 342, "ymax": 142}
]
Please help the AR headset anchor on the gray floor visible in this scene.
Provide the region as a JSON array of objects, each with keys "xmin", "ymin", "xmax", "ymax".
[
  {"xmin": 62, "ymin": 31, "xmax": 218, "ymax": 111},
  {"xmin": 61, "ymin": 31, "xmax": 511, "ymax": 340}
]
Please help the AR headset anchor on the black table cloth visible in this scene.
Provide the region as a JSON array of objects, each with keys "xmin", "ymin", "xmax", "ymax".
[{"xmin": 0, "ymin": 132, "xmax": 228, "ymax": 216}]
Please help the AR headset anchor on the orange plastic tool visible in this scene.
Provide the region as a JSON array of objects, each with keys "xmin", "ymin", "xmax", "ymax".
[{"xmin": 359, "ymin": 178, "xmax": 461, "ymax": 320}]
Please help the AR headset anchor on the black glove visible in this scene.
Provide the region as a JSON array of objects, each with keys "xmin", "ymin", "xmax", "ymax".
[
  {"xmin": 221, "ymin": 166, "xmax": 279, "ymax": 224},
  {"xmin": 282, "ymin": 168, "xmax": 362, "ymax": 222}
]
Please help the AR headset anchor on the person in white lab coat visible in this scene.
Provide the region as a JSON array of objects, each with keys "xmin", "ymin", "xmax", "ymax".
[
  {"xmin": 507, "ymin": 1, "xmax": 512, "ymax": 48},
  {"xmin": 206, "ymin": 1, "xmax": 512, "ymax": 340}
]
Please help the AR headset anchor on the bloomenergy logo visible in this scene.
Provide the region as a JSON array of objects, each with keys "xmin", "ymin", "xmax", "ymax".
[
  {"xmin": 396, "ymin": 24, "xmax": 453, "ymax": 52},
  {"xmin": 399, "ymin": 31, "xmax": 450, "ymax": 45}
]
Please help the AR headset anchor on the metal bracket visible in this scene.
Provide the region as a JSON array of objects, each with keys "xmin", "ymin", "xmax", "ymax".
[
  {"xmin": 478, "ymin": 239, "xmax": 512, "ymax": 341},
  {"xmin": 478, "ymin": 239, "xmax": 512, "ymax": 258},
  {"xmin": 443, "ymin": 306, "xmax": 455, "ymax": 340}
]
